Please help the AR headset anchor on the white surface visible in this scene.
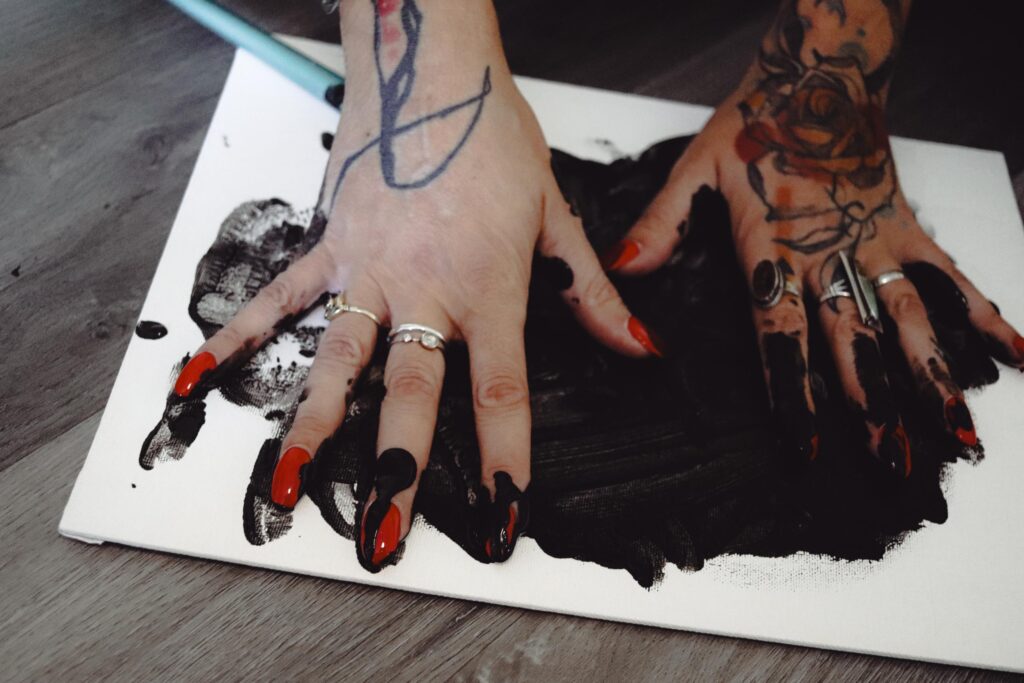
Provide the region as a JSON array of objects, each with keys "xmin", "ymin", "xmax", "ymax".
[{"xmin": 60, "ymin": 46, "xmax": 1024, "ymax": 672}]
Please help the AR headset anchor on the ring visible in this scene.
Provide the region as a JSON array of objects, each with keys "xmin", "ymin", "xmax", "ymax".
[
  {"xmin": 751, "ymin": 259, "xmax": 802, "ymax": 309},
  {"xmin": 324, "ymin": 292, "xmax": 383, "ymax": 327},
  {"xmin": 818, "ymin": 251, "xmax": 882, "ymax": 331},
  {"xmin": 387, "ymin": 323, "xmax": 447, "ymax": 352},
  {"xmin": 872, "ymin": 270, "xmax": 906, "ymax": 289}
]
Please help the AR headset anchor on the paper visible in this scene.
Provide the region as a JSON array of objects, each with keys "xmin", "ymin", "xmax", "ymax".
[{"xmin": 60, "ymin": 45, "xmax": 1024, "ymax": 672}]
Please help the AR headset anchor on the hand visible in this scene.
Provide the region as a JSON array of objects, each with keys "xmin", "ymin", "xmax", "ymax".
[
  {"xmin": 603, "ymin": 0, "xmax": 1024, "ymax": 474},
  {"xmin": 170, "ymin": 0, "xmax": 656, "ymax": 571}
]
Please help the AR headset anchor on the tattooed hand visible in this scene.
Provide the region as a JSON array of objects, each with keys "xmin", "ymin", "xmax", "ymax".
[
  {"xmin": 605, "ymin": 0, "xmax": 1024, "ymax": 474},
  {"xmin": 169, "ymin": 0, "xmax": 655, "ymax": 571}
]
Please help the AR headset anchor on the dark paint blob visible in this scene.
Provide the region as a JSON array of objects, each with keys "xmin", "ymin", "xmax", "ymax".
[
  {"xmin": 135, "ymin": 320, "xmax": 168, "ymax": 340},
  {"xmin": 11, "ymin": 265, "xmax": 21, "ymax": 277},
  {"xmin": 320, "ymin": 132, "xmax": 334, "ymax": 151},
  {"xmin": 763, "ymin": 332, "xmax": 816, "ymax": 462},
  {"xmin": 534, "ymin": 255, "xmax": 574, "ymax": 291},
  {"xmin": 160, "ymin": 136, "xmax": 1004, "ymax": 588}
]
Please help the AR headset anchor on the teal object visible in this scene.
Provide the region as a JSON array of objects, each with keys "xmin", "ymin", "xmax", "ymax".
[{"xmin": 165, "ymin": 0, "xmax": 345, "ymax": 108}]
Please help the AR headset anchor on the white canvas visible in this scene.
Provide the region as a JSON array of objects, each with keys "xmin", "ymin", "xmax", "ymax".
[{"xmin": 60, "ymin": 44, "xmax": 1024, "ymax": 672}]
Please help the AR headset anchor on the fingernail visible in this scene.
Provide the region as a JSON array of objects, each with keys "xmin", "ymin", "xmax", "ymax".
[
  {"xmin": 270, "ymin": 446, "xmax": 311, "ymax": 508},
  {"xmin": 600, "ymin": 239, "xmax": 640, "ymax": 271},
  {"xmin": 361, "ymin": 503, "xmax": 402, "ymax": 566},
  {"xmin": 174, "ymin": 352, "xmax": 217, "ymax": 397},
  {"xmin": 356, "ymin": 448, "xmax": 417, "ymax": 571},
  {"xmin": 944, "ymin": 396, "xmax": 977, "ymax": 447},
  {"xmin": 628, "ymin": 316, "xmax": 665, "ymax": 358},
  {"xmin": 879, "ymin": 424, "xmax": 911, "ymax": 479},
  {"xmin": 1013, "ymin": 335, "xmax": 1024, "ymax": 359},
  {"xmin": 484, "ymin": 472, "xmax": 529, "ymax": 563},
  {"xmin": 808, "ymin": 433, "xmax": 820, "ymax": 462}
]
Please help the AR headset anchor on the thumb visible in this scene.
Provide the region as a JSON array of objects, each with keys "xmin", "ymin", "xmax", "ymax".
[{"xmin": 602, "ymin": 147, "xmax": 716, "ymax": 275}]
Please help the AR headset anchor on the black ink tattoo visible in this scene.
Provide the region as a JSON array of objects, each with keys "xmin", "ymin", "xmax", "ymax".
[{"xmin": 322, "ymin": 0, "xmax": 492, "ymax": 210}]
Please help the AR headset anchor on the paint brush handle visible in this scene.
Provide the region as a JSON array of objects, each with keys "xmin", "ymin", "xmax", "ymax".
[{"xmin": 165, "ymin": 0, "xmax": 345, "ymax": 108}]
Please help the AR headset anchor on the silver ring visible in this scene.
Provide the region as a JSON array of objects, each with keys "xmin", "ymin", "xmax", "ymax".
[
  {"xmin": 818, "ymin": 252, "xmax": 882, "ymax": 332},
  {"xmin": 872, "ymin": 270, "xmax": 906, "ymax": 289},
  {"xmin": 751, "ymin": 259, "xmax": 803, "ymax": 309},
  {"xmin": 387, "ymin": 323, "xmax": 447, "ymax": 352},
  {"xmin": 324, "ymin": 292, "xmax": 383, "ymax": 327}
]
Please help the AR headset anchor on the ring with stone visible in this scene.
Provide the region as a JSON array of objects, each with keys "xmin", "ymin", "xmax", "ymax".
[
  {"xmin": 387, "ymin": 323, "xmax": 447, "ymax": 352},
  {"xmin": 324, "ymin": 292, "xmax": 384, "ymax": 327}
]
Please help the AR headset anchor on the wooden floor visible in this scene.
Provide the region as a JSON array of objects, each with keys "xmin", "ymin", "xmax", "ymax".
[{"xmin": 2, "ymin": 0, "xmax": 1021, "ymax": 679}]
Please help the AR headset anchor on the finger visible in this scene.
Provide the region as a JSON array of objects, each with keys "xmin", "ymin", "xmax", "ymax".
[
  {"xmin": 465, "ymin": 321, "xmax": 532, "ymax": 563},
  {"xmin": 747, "ymin": 257, "xmax": 818, "ymax": 463},
  {"xmin": 356, "ymin": 316, "xmax": 450, "ymax": 572},
  {"xmin": 600, "ymin": 148, "xmax": 716, "ymax": 275},
  {"xmin": 871, "ymin": 266, "xmax": 977, "ymax": 447},
  {"xmin": 539, "ymin": 195, "xmax": 665, "ymax": 358},
  {"xmin": 907, "ymin": 238, "xmax": 1024, "ymax": 369},
  {"xmin": 817, "ymin": 288, "xmax": 911, "ymax": 478},
  {"xmin": 173, "ymin": 246, "xmax": 333, "ymax": 398},
  {"xmin": 269, "ymin": 289, "xmax": 383, "ymax": 509}
]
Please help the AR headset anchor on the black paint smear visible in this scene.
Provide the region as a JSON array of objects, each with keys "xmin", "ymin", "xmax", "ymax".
[
  {"xmin": 139, "ymin": 356, "xmax": 207, "ymax": 470},
  {"xmin": 354, "ymin": 448, "xmax": 418, "ymax": 572},
  {"xmin": 851, "ymin": 333, "xmax": 898, "ymax": 427},
  {"xmin": 163, "ymin": 135, "xmax": 1006, "ymax": 587},
  {"xmin": 11, "ymin": 265, "xmax": 20, "ymax": 277},
  {"xmin": 243, "ymin": 438, "xmax": 293, "ymax": 545},
  {"xmin": 763, "ymin": 332, "xmax": 816, "ymax": 463},
  {"xmin": 135, "ymin": 320, "xmax": 168, "ymax": 340},
  {"xmin": 320, "ymin": 132, "xmax": 334, "ymax": 151},
  {"xmin": 534, "ymin": 255, "xmax": 574, "ymax": 291}
]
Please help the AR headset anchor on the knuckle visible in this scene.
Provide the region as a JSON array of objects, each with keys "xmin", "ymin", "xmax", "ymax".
[
  {"xmin": 581, "ymin": 274, "xmax": 622, "ymax": 311},
  {"xmin": 259, "ymin": 277, "xmax": 300, "ymax": 318},
  {"xmin": 319, "ymin": 330, "xmax": 368, "ymax": 369},
  {"xmin": 887, "ymin": 290, "xmax": 926, "ymax": 321},
  {"xmin": 474, "ymin": 371, "xmax": 529, "ymax": 414},
  {"xmin": 290, "ymin": 410, "xmax": 336, "ymax": 443},
  {"xmin": 385, "ymin": 361, "xmax": 440, "ymax": 403}
]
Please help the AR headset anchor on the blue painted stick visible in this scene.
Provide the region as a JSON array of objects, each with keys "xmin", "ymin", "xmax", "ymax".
[{"xmin": 165, "ymin": 0, "xmax": 345, "ymax": 108}]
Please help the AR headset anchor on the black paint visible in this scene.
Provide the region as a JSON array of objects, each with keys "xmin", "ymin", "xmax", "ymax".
[
  {"xmin": 355, "ymin": 448, "xmax": 418, "ymax": 572},
  {"xmin": 763, "ymin": 332, "xmax": 816, "ymax": 462},
  {"xmin": 135, "ymin": 320, "xmax": 168, "ymax": 340},
  {"xmin": 154, "ymin": 135, "xmax": 1007, "ymax": 587},
  {"xmin": 485, "ymin": 471, "xmax": 529, "ymax": 563},
  {"xmin": 320, "ymin": 132, "xmax": 334, "ymax": 151},
  {"xmin": 11, "ymin": 265, "xmax": 20, "ymax": 277},
  {"xmin": 534, "ymin": 255, "xmax": 574, "ymax": 291}
]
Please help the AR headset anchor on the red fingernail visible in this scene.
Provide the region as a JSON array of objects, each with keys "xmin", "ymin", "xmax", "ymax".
[
  {"xmin": 1013, "ymin": 335, "xmax": 1024, "ymax": 359},
  {"xmin": 270, "ymin": 446, "xmax": 311, "ymax": 508},
  {"xmin": 809, "ymin": 433, "xmax": 820, "ymax": 462},
  {"xmin": 370, "ymin": 503, "xmax": 402, "ymax": 565},
  {"xmin": 628, "ymin": 316, "xmax": 665, "ymax": 358},
  {"xmin": 600, "ymin": 239, "xmax": 640, "ymax": 271},
  {"xmin": 944, "ymin": 396, "xmax": 978, "ymax": 447},
  {"xmin": 485, "ymin": 504, "xmax": 518, "ymax": 561},
  {"xmin": 174, "ymin": 352, "xmax": 217, "ymax": 397}
]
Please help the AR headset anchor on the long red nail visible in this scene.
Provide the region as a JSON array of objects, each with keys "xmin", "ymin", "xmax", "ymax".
[
  {"xmin": 270, "ymin": 446, "xmax": 311, "ymax": 508},
  {"xmin": 485, "ymin": 504, "xmax": 518, "ymax": 560},
  {"xmin": 1013, "ymin": 335, "xmax": 1024, "ymax": 359},
  {"xmin": 174, "ymin": 352, "xmax": 217, "ymax": 397},
  {"xmin": 879, "ymin": 424, "xmax": 911, "ymax": 478},
  {"xmin": 808, "ymin": 434, "xmax": 820, "ymax": 462},
  {"xmin": 944, "ymin": 397, "xmax": 977, "ymax": 447},
  {"xmin": 367, "ymin": 503, "xmax": 401, "ymax": 565},
  {"xmin": 600, "ymin": 239, "xmax": 640, "ymax": 271},
  {"xmin": 628, "ymin": 316, "xmax": 665, "ymax": 358}
]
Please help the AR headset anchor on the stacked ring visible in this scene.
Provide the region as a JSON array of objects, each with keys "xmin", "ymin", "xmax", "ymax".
[{"xmin": 387, "ymin": 324, "xmax": 447, "ymax": 352}]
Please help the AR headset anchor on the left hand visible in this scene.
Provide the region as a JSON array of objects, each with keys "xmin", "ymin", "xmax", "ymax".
[{"xmin": 601, "ymin": 0, "xmax": 1024, "ymax": 475}]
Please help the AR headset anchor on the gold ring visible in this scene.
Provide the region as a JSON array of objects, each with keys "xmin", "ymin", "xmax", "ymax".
[{"xmin": 324, "ymin": 292, "xmax": 383, "ymax": 327}]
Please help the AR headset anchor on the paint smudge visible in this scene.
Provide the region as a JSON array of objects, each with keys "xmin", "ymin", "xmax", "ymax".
[
  {"xmin": 135, "ymin": 320, "xmax": 168, "ymax": 340},
  {"xmin": 152, "ymin": 136, "xmax": 1004, "ymax": 588}
]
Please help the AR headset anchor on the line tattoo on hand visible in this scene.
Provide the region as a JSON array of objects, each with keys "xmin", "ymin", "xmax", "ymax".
[
  {"xmin": 734, "ymin": 0, "xmax": 904, "ymax": 300},
  {"xmin": 323, "ymin": 0, "xmax": 492, "ymax": 210}
]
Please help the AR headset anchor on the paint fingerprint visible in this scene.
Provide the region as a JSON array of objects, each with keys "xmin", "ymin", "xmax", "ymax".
[{"xmin": 152, "ymin": 136, "xmax": 1003, "ymax": 587}]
